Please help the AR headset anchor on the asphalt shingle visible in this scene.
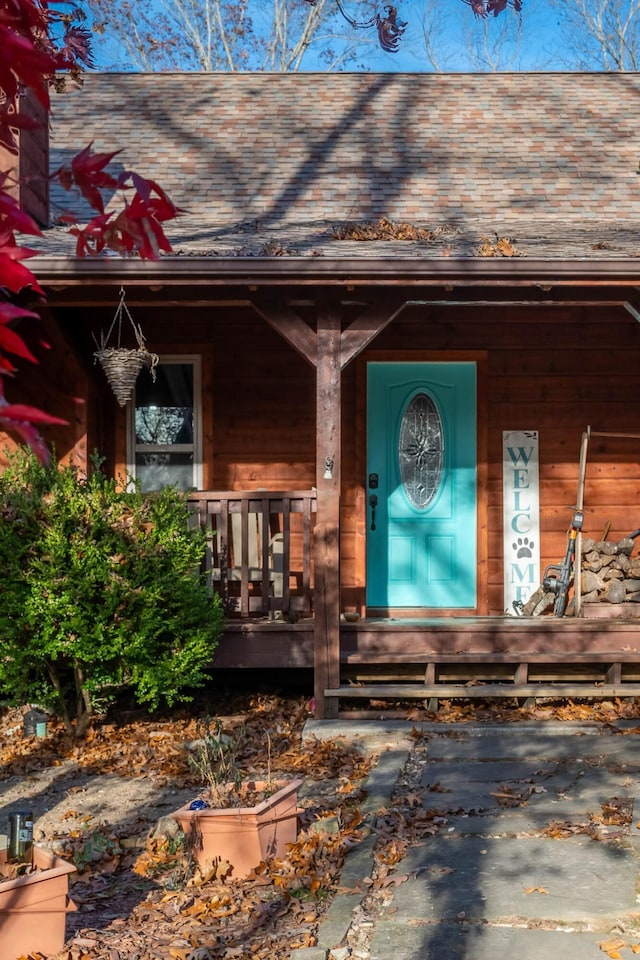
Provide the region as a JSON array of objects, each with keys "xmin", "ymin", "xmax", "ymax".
[{"xmin": 40, "ymin": 72, "xmax": 640, "ymax": 260}]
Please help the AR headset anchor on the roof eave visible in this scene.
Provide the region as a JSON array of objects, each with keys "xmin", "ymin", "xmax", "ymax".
[{"xmin": 31, "ymin": 254, "xmax": 640, "ymax": 288}]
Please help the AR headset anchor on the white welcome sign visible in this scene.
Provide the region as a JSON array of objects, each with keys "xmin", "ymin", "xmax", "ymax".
[{"xmin": 502, "ymin": 430, "xmax": 540, "ymax": 612}]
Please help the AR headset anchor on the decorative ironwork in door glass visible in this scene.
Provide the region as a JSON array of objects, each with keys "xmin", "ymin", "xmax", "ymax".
[{"xmin": 399, "ymin": 392, "xmax": 444, "ymax": 508}]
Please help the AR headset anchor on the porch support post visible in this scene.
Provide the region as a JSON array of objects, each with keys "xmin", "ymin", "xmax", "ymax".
[
  {"xmin": 314, "ymin": 300, "xmax": 342, "ymax": 720},
  {"xmin": 250, "ymin": 294, "xmax": 408, "ymax": 720}
]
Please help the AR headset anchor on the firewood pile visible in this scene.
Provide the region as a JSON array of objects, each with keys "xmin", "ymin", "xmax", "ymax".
[
  {"xmin": 522, "ymin": 534, "xmax": 640, "ymax": 617},
  {"xmin": 580, "ymin": 535, "xmax": 640, "ymax": 606},
  {"xmin": 580, "ymin": 537, "xmax": 640, "ymax": 603}
]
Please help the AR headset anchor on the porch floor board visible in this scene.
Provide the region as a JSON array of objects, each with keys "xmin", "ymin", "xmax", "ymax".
[
  {"xmin": 339, "ymin": 616, "xmax": 640, "ymax": 657},
  {"xmin": 216, "ymin": 616, "xmax": 640, "ymax": 691}
]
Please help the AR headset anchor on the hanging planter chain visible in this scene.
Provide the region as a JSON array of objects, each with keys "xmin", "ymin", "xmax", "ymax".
[{"xmin": 93, "ymin": 287, "xmax": 158, "ymax": 408}]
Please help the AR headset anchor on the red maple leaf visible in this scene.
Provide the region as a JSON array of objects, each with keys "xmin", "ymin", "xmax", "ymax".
[
  {"xmin": 0, "ymin": 304, "xmax": 39, "ymax": 377},
  {"xmin": 54, "ymin": 143, "xmax": 123, "ymax": 214},
  {"xmin": 69, "ymin": 175, "xmax": 181, "ymax": 259},
  {"xmin": 0, "ymin": 181, "xmax": 43, "ymax": 238},
  {"xmin": 57, "ymin": 25, "xmax": 94, "ymax": 69},
  {"xmin": 0, "ymin": 1, "xmax": 179, "ymax": 462},
  {"xmin": 0, "ymin": 25, "xmax": 58, "ymax": 107},
  {"xmin": 0, "ymin": 249, "xmax": 42, "ymax": 295},
  {"xmin": 0, "ymin": 321, "xmax": 38, "ymax": 365},
  {"xmin": 0, "ymin": 401, "xmax": 67, "ymax": 425},
  {"xmin": 69, "ymin": 212, "xmax": 114, "ymax": 257}
]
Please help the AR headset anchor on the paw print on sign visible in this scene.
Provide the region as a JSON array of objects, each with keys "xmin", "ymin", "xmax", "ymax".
[{"xmin": 513, "ymin": 537, "xmax": 534, "ymax": 559}]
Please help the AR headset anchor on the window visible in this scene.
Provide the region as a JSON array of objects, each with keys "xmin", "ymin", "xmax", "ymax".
[
  {"xmin": 127, "ymin": 356, "xmax": 202, "ymax": 492},
  {"xmin": 399, "ymin": 391, "xmax": 444, "ymax": 509}
]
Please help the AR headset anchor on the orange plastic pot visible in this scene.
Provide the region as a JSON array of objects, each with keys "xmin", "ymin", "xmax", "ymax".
[
  {"xmin": 172, "ymin": 779, "xmax": 302, "ymax": 878},
  {"xmin": 0, "ymin": 845, "xmax": 76, "ymax": 960}
]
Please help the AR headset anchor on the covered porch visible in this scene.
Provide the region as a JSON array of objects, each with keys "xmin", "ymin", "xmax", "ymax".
[
  {"xmin": 187, "ymin": 490, "xmax": 640, "ymax": 718},
  {"xmin": 29, "ymin": 260, "xmax": 640, "ymax": 720}
]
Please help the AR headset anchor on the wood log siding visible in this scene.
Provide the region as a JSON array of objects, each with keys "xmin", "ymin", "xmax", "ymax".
[
  {"xmin": 361, "ymin": 303, "xmax": 640, "ymax": 615},
  {"xmin": 50, "ymin": 294, "xmax": 640, "ymax": 620},
  {"xmin": 188, "ymin": 490, "xmax": 317, "ymax": 618}
]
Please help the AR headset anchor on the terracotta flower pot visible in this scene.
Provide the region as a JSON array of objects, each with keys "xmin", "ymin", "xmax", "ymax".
[
  {"xmin": 0, "ymin": 845, "xmax": 76, "ymax": 960},
  {"xmin": 171, "ymin": 778, "xmax": 302, "ymax": 878}
]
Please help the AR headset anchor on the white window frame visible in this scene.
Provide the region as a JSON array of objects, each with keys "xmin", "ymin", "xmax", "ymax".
[{"xmin": 126, "ymin": 354, "xmax": 203, "ymax": 491}]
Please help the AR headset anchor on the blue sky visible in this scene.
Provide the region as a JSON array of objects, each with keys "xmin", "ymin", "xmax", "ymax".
[
  {"xmin": 347, "ymin": 0, "xmax": 568, "ymax": 71},
  {"xmin": 84, "ymin": 0, "xmax": 588, "ymax": 74}
]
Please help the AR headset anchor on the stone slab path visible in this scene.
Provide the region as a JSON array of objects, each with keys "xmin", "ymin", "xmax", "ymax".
[{"xmin": 297, "ymin": 720, "xmax": 640, "ymax": 960}]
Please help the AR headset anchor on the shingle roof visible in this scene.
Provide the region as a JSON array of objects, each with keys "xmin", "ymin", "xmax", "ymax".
[{"xmin": 41, "ymin": 71, "xmax": 640, "ymax": 261}]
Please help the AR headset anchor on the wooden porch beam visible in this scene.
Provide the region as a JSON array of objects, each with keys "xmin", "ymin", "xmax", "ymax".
[
  {"xmin": 253, "ymin": 296, "xmax": 410, "ymax": 370},
  {"xmin": 251, "ymin": 300, "xmax": 317, "ymax": 367},
  {"xmin": 314, "ymin": 301, "xmax": 342, "ymax": 720},
  {"xmin": 623, "ymin": 299, "xmax": 640, "ymax": 323},
  {"xmin": 340, "ymin": 297, "xmax": 408, "ymax": 369}
]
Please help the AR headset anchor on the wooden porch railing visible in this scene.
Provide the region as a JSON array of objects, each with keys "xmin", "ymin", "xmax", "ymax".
[{"xmin": 188, "ymin": 490, "xmax": 317, "ymax": 617}]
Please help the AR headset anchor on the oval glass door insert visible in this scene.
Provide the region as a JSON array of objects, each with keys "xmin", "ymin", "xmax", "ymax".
[{"xmin": 399, "ymin": 392, "xmax": 444, "ymax": 508}]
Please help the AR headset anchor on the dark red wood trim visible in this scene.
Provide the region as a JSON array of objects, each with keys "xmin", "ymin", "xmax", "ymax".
[
  {"xmin": 340, "ymin": 297, "xmax": 408, "ymax": 369},
  {"xmin": 251, "ymin": 299, "xmax": 317, "ymax": 367},
  {"xmin": 314, "ymin": 301, "xmax": 342, "ymax": 718}
]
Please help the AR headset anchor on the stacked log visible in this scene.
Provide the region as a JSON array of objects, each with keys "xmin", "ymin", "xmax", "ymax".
[
  {"xmin": 579, "ymin": 535, "xmax": 640, "ymax": 613},
  {"xmin": 521, "ymin": 534, "xmax": 640, "ymax": 617}
]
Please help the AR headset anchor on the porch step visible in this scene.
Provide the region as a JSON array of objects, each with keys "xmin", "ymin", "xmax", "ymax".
[
  {"xmin": 342, "ymin": 651, "xmax": 640, "ymax": 665},
  {"xmin": 340, "ymin": 651, "xmax": 640, "ymax": 686},
  {"xmin": 329, "ymin": 650, "xmax": 640, "ymax": 707},
  {"xmin": 324, "ymin": 681, "xmax": 640, "ymax": 702}
]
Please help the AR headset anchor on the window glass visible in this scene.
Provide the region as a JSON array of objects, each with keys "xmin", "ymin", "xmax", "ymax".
[
  {"xmin": 399, "ymin": 392, "xmax": 444, "ymax": 509},
  {"xmin": 135, "ymin": 364, "xmax": 194, "ymax": 445},
  {"xmin": 135, "ymin": 453, "xmax": 194, "ymax": 492},
  {"xmin": 130, "ymin": 359, "xmax": 200, "ymax": 492}
]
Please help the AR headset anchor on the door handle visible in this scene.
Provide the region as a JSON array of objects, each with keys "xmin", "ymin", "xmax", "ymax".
[{"xmin": 368, "ymin": 494, "xmax": 378, "ymax": 531}]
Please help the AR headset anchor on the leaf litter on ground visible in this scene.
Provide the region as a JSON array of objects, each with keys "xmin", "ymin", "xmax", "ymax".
[{"xmin": 2, "ymin": 693, "xmax": 640, "ymax": 959}]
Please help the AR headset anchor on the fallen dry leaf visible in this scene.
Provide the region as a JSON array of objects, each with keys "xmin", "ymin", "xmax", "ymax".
[
  {"xmin": 478, "ymin": 235, "xmax": 522, "ymax": 258},
  {"xmin": 600, "ymin": 797, "xmax": 633, "ymax": 825},
  {"xmin": 332, "ymin": 217, "xmax": 434, "ymax": 241},
  {"xmin": 490, "ymin": 785, "xmax": 529, "ymax": 807},
  {"xmin": 599, "ymin": 937, "xmax": 627, "ymax": 959},
  {"xmin": 379, "ymin": 872, "xmax": 411, "ymax": 887},
  {"xmin": 5, "ymin": 693, "xmax": 640, "ymax": 960}
]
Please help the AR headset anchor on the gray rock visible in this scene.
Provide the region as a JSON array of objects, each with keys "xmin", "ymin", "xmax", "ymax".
[
  {"xmin": 150, "ymin": 815, "xmax": 182, "ymax": 840},
  {"xmin": 594, "ymin": 540, "xmax": 619, "ymax": 555}
]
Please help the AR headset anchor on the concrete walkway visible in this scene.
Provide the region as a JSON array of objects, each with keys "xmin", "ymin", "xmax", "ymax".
[{"xmin": 295, "ymin": 719, "xmax": 640, "ymax": 960}]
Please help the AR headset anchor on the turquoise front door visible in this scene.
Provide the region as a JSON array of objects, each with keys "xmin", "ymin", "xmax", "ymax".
[{"xmin": 366, "ymin": 362, "xmax": 477, "ymax": 609}]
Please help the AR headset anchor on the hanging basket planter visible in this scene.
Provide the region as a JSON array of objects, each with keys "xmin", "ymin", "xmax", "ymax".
[
  {"xmin": 95, "ymin": 346, "xmax": 154, "ymax": 407},
  {"xmin": 94, "ymin": 288, "xmax": 158, "ymax": 407}
]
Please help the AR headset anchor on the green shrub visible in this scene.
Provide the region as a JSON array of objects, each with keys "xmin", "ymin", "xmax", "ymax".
[{"xmin": 0, "ymin": 450, "xmax": 223, "ymax": 735}]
